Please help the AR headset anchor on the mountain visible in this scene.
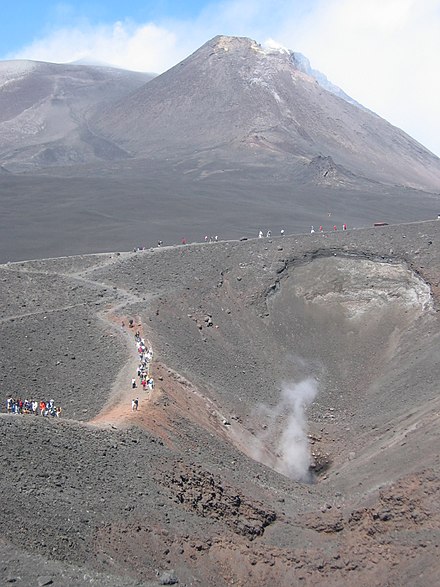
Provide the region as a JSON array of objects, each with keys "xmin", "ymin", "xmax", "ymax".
[
  {"xmin": 289, "ymin": 50, "xmax": 366, "ymax": 110},
  {"xmin": 0, "ymin": 36, "xmax": 440, "ymax": 262},
  {"xmin": 0, "ymin": 59, "xmax": 154, "ymax": 171},
  {"xmin": 93, "ymin": 35, "xmax": 440, "ymax": 192},
  {"xmin": 1, "ymin": 37, "xmax": 440, "ymax": 586}
]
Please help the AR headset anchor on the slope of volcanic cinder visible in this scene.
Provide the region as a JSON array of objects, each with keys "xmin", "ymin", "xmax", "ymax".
[
  {"xmin": 0, "ymin": 221, "xmax": 440, "ymax": 586},
  {"xmin": 93, "ymin": 35, "xmax": 440, "ymax": 191},
  {"xmin": 0, "ymin": 60, "xmax": 153, "ymax": 171}
]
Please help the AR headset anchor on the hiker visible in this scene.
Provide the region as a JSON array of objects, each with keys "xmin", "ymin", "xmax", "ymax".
[
  {"xmin": 266, "ymin": 230, "xmax": 271, "ymax": 237},
  {"xmin": 131, "ymin": 399, "xmax": 137, "ymax": 411},
  {"xmin": 343, "ymin": 223, "xmax": 347, "ymax": 231},
  {"xmin": 6, "ymin": 397, "xmax": 62, "ymax": 417},
  {"xmin": 131, "ymin": 378, "xmax": 136, "ymax": 389},
  {"xmin": 333, "ymin": 225, "xmax": 337, "ymax": 231},
  {"xmin": 310, "ymin": 226, "xmax": 315, "ymax": 234},
  {"xmin": 181, "ymin": 237, "xmax": 186, "ymax": 245},
  {"xmin": 319, "ymin": 226, "xmax": 323, "ymax": 232},
  {"xmin": 258, "ymin": 230, "xmax": 263, "ymax": 238},
  {"xmin": 280, "ymin": 229, "xmax": 285, "ymax": 236}
]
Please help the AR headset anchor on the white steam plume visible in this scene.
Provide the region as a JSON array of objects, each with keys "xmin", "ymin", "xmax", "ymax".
[
  {"xmin": 251, "ymin": 377, "xmax": 318, "ymax": 483},
  {"xmin": 275, "ymin": 379, "xmax": 318, "ymax": 482}
]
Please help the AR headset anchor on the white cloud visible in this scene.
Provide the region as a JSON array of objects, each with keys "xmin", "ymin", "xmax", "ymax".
[
  {"xmin": 8, "ymin": 20, "xmax": 183, "ymax": 73},
  {"xmin": 275, "ymin": 0, "xmax": 440, "ymax": 156},
  {"xmin": 5, "ymin": 0, "xmax": 440, "ymax": 156}
]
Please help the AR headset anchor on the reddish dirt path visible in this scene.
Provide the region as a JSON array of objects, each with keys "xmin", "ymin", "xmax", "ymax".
[
  {"xmin": 89, "ymin": 314, "xmax": 156, "ymax": 428},
  {"xmin": 86, "ymin": 293, "xmax": 280, "ymax": 467}
]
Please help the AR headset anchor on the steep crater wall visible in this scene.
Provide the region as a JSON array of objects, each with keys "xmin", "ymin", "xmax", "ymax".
[{"xmin": 251, "ymin": 255, "xmax": 437, "ymax": 482}]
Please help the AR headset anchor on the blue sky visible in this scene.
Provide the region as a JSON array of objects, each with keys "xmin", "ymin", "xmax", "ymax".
[
  {"xmin": 1, "ymin": 1, "xmax": 207, "ymax": 55},
  {"xmin": 2, "ymin": 0, "xmax": 440, "ymax": 157}
]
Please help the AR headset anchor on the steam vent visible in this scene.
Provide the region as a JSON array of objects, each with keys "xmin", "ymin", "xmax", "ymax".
[
  {"xmin": 1, "ymin": 219, "xmax": 439, "ymax": 586},
  {"xmin": 1, "ymin": 32, "xmax": 440, "ymax": 587}
]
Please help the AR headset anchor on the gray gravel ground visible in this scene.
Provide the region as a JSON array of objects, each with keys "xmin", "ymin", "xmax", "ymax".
[{"xmin": 0, "ymin": 220, "xmax": 439, "ymax": 586}]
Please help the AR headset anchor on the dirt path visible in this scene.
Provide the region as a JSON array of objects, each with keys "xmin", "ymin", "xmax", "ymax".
[
  {"xmin": 3, "ymin": 257, "xmax": 156, "ymax": 429},
  {"xmin": 1, "ymin": 255, "xmax": 283, "ymax": 465},
  {"xmin": 89, "ymin": 314, "xmax": 155, "ymax": 429}
]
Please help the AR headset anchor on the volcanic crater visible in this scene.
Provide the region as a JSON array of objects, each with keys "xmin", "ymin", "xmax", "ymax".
[{"xmin": 1, "ymin": 221, "xmax": 440, "ymax": 586}]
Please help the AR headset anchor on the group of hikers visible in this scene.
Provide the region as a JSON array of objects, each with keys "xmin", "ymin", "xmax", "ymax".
[
  {"xmin": 130, "ymin": 328, "xmax": 154, "ymax": 411},
  {"xmin": 136, "ymin": 223, "xmax": 352, "ymax": 251},
  {"xmin": 135, "ymin": 222, "xmax": 354, "ymax": 250},
  {"xmin": 258, "ymin": 230, "xmax": 275, "ymax": 238},
  {"xmin": 310, "ymin": 223, "xmax": 347, "ymax": 233},
  {"xmin": 5, "ymin": 397, "xmax": 61, "ymax": 417},
  {"xmin": 259, "ymin": 224, "xmax": 348, "ymax": 238}
]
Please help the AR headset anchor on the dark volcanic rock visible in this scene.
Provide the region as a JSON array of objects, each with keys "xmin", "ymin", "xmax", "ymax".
[
  {"xmin": 1, "ymin": 38, "xmax": 440, "ymax": 263},
  {"xmin": 93, "ymin": 35, "xmax": 440, "ymax": 191},
  {"xmin": 0, "ymin": 221, "xmax": 439, "ymax": 585},
  {"xmin": 0, "ymin": 59, "xmax": 153, "ymax": 172}
]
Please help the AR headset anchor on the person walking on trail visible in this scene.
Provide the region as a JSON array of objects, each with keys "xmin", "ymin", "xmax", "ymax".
[
  {"xmin": 131, "ymin": 378, "xmax": 136, "ymax": 389},
  {"xmin": 266, "ymin": 230, "xmax": 271, "ymax": 237},
  {"xmin": 131, "ymin": 399, "xmax": 138, "ymax": 411},
  {"xmin": 258, "ymin": 230, "xmax": 263, "ymax": 238}
]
